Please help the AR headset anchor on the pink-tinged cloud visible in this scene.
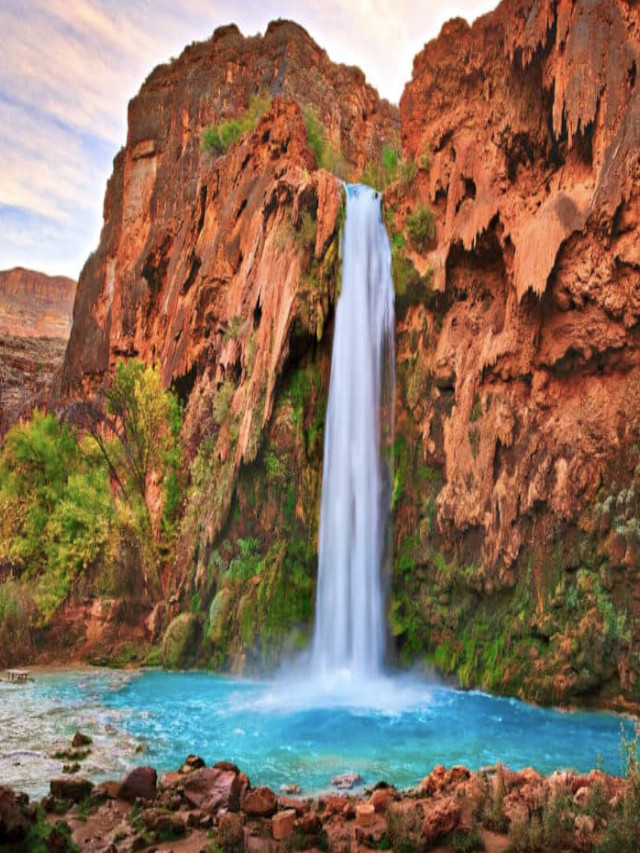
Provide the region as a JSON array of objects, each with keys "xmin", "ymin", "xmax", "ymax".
[{"xmin": 0, "ymin": 0, "xmax": 496, "ymax": 278}]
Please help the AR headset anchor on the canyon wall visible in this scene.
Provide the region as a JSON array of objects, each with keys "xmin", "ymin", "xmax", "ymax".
[
  {"xmin": 47, "ymin": 2, "xmax": 640, "ymax": 709},
  {"xmin": 57, "ymin": 21, "xmax": 397, "ymax": 669},
  {"xmin": 388, "ymin": 0, "xmax": 640, "ymax": 708},
  {"xmin": 0, "ymin": 268, "xmax": 75, "ymax": 433}
]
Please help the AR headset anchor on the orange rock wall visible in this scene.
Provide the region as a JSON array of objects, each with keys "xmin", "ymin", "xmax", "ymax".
[
  {"xmin": 0, "ymin": 267, "xmax": 75, "ymax": 339},
  {"xmin": 397, "ymin": 0, "xmax": 640, "ymax": 573}
]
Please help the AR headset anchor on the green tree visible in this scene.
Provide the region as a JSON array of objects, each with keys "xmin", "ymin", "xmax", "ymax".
[
  {"xmin": 0, "ymin": 412, "xmax": 115, "ymax": 623},
  {"xmin": 87, "ymin": 361, "xmax": 183, "ymax": 531},
  {"xmin": 0, "ymin": 411, "xmax": 79, "ymax": 573}
]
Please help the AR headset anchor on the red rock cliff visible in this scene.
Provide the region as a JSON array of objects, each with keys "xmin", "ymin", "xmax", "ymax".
[
  {"xmin": 62, "ymin": 20, "xmax": 398, "ymax": 392},
  {"xmin": 0, "ymin": 268, "xmax": 76, "ymax": 434},
  {"xmin": 389, "ymin": 0, "xmax": 640, "ymax": 705},
  {"xmin": 60, "ymin": 20, "xmax": 398, "ymax": 585},
  {"xmin": 0, "ymin": 267, "xmax": 75, "ymax": 339}
]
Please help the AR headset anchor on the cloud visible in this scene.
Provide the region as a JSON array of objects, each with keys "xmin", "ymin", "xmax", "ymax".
[{"xmin": 0, "ymin": 0, "xmax": 497, "ymax": 278}]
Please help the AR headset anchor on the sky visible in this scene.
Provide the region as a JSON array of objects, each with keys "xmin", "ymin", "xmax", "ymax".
[{"xmin": 0, "ymin": 0, "xmax": 497, "ymax": 280}]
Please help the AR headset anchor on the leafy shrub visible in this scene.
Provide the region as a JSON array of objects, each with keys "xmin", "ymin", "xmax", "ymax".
[
  {"xmin": 302, "ymin": 105, "xmax": 343, "ymax": 173},
  {"xmin": 597, "ymin": 728, "xmax": 640, "ymax": 853},
  {"xmin": 201, "ymin": 94, "xmax": 271, "ymax": 154},
  {"xmin": 406, "ymin": 203, "xmax": 436, "ymax": 251},
  {"xmin": 418, "ymin": 142, "xmax": 431, "ymax": 171},
  {"xmin": 398, "ymin": 158, "xmax": 417, "ymax": 188},
  {"xmin": 385, "ymin": 805, "xmax": 421, "ymax": 853},
  {"xmin": 212, "ymin": 380, "xmax": 236, "ymax": 426},
  {"xmin": 0, "ymin": 579, "xmax": 33, "ymax": 665},
  {"xmin": 452, "ymin": 827, "xmax": 485, "ymax": 852}
]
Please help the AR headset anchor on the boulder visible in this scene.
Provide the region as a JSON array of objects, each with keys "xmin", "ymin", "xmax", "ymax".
[
  {"xmin": 50, "ymin": 777, "xmax": 94, "ymax": 802},
  {"xmin": 93, "ymin": 780, "xmax": 121, "ymax": 800},
  {"xmin": 180, "ymin": 765, "xmax": 248, "ymax": 812},
  {"xmin": 370, "ymin": 787, "xmax": 396, "ymax": 813},
  {"xmin": 242, "ymin": 786, "xmax": 277, "ymax": 817},
  {"xmin": 0, "ymin": 786, "xmax": 31, "ymax": 842},
  {"xmin": 421, "ymin": 798, "xmax": 461, "ymax": 845},
  {"xmin": 272, "ymin": 809, "xmax": 296, "ymax": 840},
  {"xmin": 71, "ymin": 731, "xmax": 93, "ymax": 748},
  {"xmin": 324, "ymin": 795, "xmax": 349, "ymax": 815},
  {"xmin": 180, "ymin": 753, "xmax": 206, "ymax": 773},
  {"xmin": 119, "ymin": 766, "xmax": 157, "ymax": 802}
]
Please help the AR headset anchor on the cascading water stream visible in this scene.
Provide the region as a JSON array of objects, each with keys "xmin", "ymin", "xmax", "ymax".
[{"xmin": 311, "ymin": 183, "xmax": 396, "ymax": 680}]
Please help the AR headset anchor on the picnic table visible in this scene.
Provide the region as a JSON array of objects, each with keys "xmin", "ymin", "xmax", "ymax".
[{"xmin": 5, "ymin": 669, "xmax": 30, "ymax": 683}]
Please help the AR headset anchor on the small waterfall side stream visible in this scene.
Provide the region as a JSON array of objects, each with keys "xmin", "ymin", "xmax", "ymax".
[{"xmin": 311, "ymin": 183, "xmax": 396, "ymax": 679}]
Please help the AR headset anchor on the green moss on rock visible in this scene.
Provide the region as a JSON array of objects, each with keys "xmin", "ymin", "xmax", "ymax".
[{"xmin": 162, "ymin": 613, "xmax": 201, "ymax": 668}]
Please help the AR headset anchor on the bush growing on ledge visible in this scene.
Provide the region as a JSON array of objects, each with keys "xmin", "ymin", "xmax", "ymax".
[
  {"xmin": 302, "ymin": 105, "xmax": 346, "ymax": 175},
  {"xmin": 406, "ymin": 203, "xmax": 436, "ymax": 251},
  {"xmin": 360, "ymin": 143, "xmax": 417, "ymax": 192},
  {"xmin": 418, "ymin": 141, "xmax": 431, "ymax": 172},
  {"xmin": 201, "ymin": 94, "xmax": 271, "ymax": 155}
]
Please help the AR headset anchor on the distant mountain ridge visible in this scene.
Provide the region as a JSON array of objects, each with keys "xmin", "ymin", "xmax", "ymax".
[
  {"xmin": 0, "ymin": 267, "xmax": 76, "ymax": 434},
  {"xmin": 0, "ymin": 267, "xmax": 76, "ymax": 339}
]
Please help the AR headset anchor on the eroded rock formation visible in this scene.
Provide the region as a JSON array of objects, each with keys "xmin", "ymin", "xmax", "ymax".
[
  {"xmin": 47, "ymin": 3, "xmax": 640, "ymax": 708},
  {"xmin": 390, "ymin": 0, "xmax": 640, "ymax": 707},
  {"xmin": 57, "ymin": 21, "xmax": 398, "ymax": 664}
]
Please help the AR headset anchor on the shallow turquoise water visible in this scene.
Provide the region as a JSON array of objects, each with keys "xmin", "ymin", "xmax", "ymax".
[{"xmin": 0, "ymin": 668, "xmax": 635, "ymax": 799}]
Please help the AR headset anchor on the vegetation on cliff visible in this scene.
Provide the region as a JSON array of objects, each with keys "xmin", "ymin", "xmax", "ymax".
[{"xmin": 0, "ymin": 361, "xmax": 182, "ymax": 662}]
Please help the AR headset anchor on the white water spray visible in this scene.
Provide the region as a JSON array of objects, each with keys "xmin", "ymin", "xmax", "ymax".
[{"xmin": 312, "ymin": 184, "xmax": 396, "ymax": 680}]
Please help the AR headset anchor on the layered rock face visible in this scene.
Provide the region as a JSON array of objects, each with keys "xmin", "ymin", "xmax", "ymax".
[
  {"xmin": 390, "ymin": 0, "xmax": 640, "ymax": 706},
  {"xmin": 0, "ymin": 268, "xmax": 75, "ymax": 433},
  {"xmin": 62, "ymin": 19, "xmax": 398, "ymax": 392},
  {"xmin": 53, "ymin": 4, "xmax": 640, "ymax": 708},
  {"xmin": 58, "ymin": 21, "xmax": 398, "ymax": 665},
  {"xmin": 0, "ymin": 267, "xmax": 75, "ymax": 339}
]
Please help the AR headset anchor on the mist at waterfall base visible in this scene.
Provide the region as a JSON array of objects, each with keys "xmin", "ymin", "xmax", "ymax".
[
  {"xmin": 1, "ymin": 670, "xmax": 635, "ymax": 800},
  {"xmin": 2, "ymin": 187, "xmax": 637, "ymax": 800}
]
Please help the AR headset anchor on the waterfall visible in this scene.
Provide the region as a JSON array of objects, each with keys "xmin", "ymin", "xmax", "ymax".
[{"xmin": 312, "ymin": 183, "xmax": 396, "ymax": 679}]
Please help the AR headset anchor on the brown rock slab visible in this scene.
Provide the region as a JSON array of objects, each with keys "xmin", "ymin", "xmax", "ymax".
[
  {"xmin": 180, "ymin": 765, "xmax": 247, "ymax": 812},
  {"xmin": 141, "ymin": 807, "xmax": 186, "ymax": 835},
  {"xmin": 0, "ymin": 786, "xmax": 30, "ymax": 842},
  {"xmin": 278, "ymin": 795, "xmax": 308, "ymax": 815},
  {"xmin": 272, "ymin": 808, "xmax": 296, "ymax": 840},
  {"xmin": 271, "ymin": 809, "xmax": 296, "ymax": 841},
  {"xmin": 119, "ymin": 766, "xmax": 157, "ymax": 802},
  {"xmin": 50, "ymin": 777, "xmax": 94, "ymax": 803},
  {"xmin": 243, "ymin": 785, "xmax": 277, "ymax": 817}
]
